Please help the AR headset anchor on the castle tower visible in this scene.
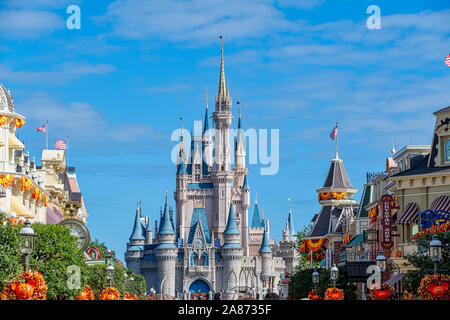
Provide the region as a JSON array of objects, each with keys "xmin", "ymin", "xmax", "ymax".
[
  {"xmin": 234, "ymin": 106, "xmax": 247, "ymax": 188},
  {"xmin": 211, "ymin": 37, "xmax": 235, "ymax": 240},
  {"xmin": 221, "ymin": 204, "xmax": 243, "ymax": 299},
  {"xmin": 259, "ymin": 221, "xmax": 272, "ymax": 291},
  {"xmin": 155, "ymin": 192, "xmax": 177, "ymax": 297},
  {"xmin": 175, "ymin": 118, "xmax": 189, "ymax": 239},
  {"xmin": 203, "ymin": 93, "xmax": 213, "ymax": 170},
  {"xmin": 125, "ymin": 200, "xmax": 145, "ymax": 275}
]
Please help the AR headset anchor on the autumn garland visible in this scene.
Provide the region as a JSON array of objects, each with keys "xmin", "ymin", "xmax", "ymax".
[
  {"xmin": 368, "ymin": 284, "xmax": 395, "ymax": 300},
  {"xmin": 0, "ymin": 270, "xmax": 47, "ymax": 300},
  {"xmin": 324, "ymin": 287, "xmax": 344, "ymax": 300},
  {"xmin": 418, "ymin": 274, "xmax": 449, "ymax": 300},
  {"xmin": 412, "ymin": 221, "xmax": 450, "ymax": 241}
]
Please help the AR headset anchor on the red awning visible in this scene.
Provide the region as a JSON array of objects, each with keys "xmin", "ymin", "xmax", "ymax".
[
  {"xmin": 397, "ymin": 202, "xmax": 419, "ymax": 224},
  {"xmin": 430, "ymin": 195, "xmax": 450, "ymax": 213}
]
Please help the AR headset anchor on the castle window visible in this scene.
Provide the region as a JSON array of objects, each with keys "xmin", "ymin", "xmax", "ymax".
[{"xmin": 445, "ymin": 138, "xmax": 450, "ymax": 163}]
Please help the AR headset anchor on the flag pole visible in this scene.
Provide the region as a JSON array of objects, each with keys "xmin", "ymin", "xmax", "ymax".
[
  {"xmin": 46, "ymin": 119, "xmax": 48, "ymax": 150},
  {"xmin": 65, "ymin": 131, "xmax": 70, "ymax": 170},
  {"xmin": 335, "ymin": 118, "xmax": 339, "ymax": 160}
]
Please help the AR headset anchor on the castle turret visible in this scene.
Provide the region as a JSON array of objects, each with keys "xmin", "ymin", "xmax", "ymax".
[
  {"xmin": 125, "ymin": 200, "xmax": 145, "ymax": 274},
  {"xmin": 234, "ymin": 106, "xmax": 247, "ymax": 188},
  {"xmin": 259, "ymin": 221, "xmax": 272, "ymax": 290},
  {"xmin": 221, "ymin": 204, "xmax": 243, "ymax": 299},
  {"xmin": 202, "ymin": 93, "xmax": 213, "ymax": 170},
  {"xmin": 155, "ymin": 192, "xmax": 177, "ymax": 297}
]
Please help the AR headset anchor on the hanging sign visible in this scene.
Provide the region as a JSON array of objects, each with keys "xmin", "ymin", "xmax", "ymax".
[{"xmin": 380, "ymin": 194, "xmax": 393, "ymax": 249}]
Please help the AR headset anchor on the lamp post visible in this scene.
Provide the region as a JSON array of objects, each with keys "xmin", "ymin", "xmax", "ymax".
[
  {"xmin": 429, "ymin": 234, "xmax": 442, "ymax": 274},
  {"xmin": 330, "ymin": 264, "xmax": 339, "ymax": 287},
  {"xmin": 149, "ymin": 287, "xmax": 156, "ymax": 300},
  {"xmin": 376, "ymin": 250, "xmax": 386, "ymax": 282},
  {"xmin": 106, "ymin": 264, "xmax": 114, "ymax": 287},
  {"xmin": 19, "ymin": 220, "xmax": 35, "ymax": 271},
  {"xmin": 312, "ymin": 269, "xmax": 320, "ymax": 290}
]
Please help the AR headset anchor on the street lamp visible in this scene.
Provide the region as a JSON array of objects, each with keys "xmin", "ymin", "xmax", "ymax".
[
  {"xmin": 19, "ymin": 220, "xmax": 35, "ymax": 271},
  {"xmin": 330, "ymin": 264, "xmax": 339, "ymax": 287},
  {"xmin": 429, "ymin": 234, "xmax": 442, "ymax": 274},
  {"xmin": 376, "ymin": 250, "xmax": 386, "ymax": 281},
  {"xmin": 104, "ymin": 249, "xmax": 113, "ymax": 265},
  {"xmin": 149, "ymin": 287, "xmax": 156, "ymax": 300},
  {"xmin": 106, "ymin": 264, "xmax": 114, "ymax": 287},
  {"xmin": 312, "ymin": 269, "xmax": 320, "ymax": 290}
]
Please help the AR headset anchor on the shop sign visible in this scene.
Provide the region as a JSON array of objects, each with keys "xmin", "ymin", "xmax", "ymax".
[{"xmin": 381, "ymin": 194, "xmax": 393, "ymax": 249}]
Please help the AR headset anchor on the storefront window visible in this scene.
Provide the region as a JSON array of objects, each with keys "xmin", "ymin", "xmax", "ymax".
[{"xmin": 412, "ymin": 224, "xmax": 419, "ymax": 236}]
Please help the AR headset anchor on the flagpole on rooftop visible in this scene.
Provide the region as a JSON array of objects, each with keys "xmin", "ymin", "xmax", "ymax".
[
  {"xmin": 335, "ymin": 118, "xmax": 339, "ymax": 160},
  {"xmin": 65, "ymin": 131, "xmax": 70, "ymax": 170}
]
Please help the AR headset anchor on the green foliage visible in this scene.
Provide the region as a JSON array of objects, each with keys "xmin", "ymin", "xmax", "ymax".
[
  {"xmin": 403, "ymin": 231, "xmax": 449, "ymax": 292},
  {"xmin": 30, "ymin": 223, "xmax": 89, "ymax": 300},
  {"xmin": 0, "ymin": 223, "xmax": 23, "ymax": 286},
  {"xmin": 288, "ymin": 267, "xmax": 356, "ymax": 300},
  {"xmin": 90, "ymin": 238, "xmax": 108, "ymax": 259}
]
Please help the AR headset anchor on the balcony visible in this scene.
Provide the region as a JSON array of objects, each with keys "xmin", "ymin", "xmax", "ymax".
[{"xmin": 339, "ymin": 251, "xmax": 371, "ymax": 264}]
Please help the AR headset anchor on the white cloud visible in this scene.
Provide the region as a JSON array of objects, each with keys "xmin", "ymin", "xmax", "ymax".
[
  {"xmin": 99, "ymin": 0, "xmax": 295, "ymax": 43},
  {"xmin": 0, "ymin": 9, "xmax": 64, "ymax": 39},
  {"xmin": 0, "ymin": 61, "xmax": 116, "ymax": 85}
]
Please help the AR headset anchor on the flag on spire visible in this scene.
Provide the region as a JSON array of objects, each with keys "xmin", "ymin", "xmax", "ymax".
[{"xmin": 330, "ymin": 125, "xmax": 338, "ymax": 140}]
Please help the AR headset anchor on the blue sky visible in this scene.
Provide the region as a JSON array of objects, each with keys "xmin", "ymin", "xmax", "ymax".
[{"xmin": 0, "ymin": 0, "xmax": 449, "ymax": 260}]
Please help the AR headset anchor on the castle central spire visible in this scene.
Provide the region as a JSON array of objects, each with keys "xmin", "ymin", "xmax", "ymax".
[{"xmin": 218, "ymin": 36, "xmax": 226, "ymax": 101}]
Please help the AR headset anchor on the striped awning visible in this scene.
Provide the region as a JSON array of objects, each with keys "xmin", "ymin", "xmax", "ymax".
[
  {"xmin": 430, "ymin": 195, "xmax": 450, "ymax": 213},
  {"xmin": 397, "ymin": 202, "xmax": 419, "ymax": 224}
]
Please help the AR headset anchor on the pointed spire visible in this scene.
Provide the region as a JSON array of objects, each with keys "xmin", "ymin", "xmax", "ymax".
[
  {"xmin": 217, "ymin": 35, "xmax": 227, "ymax": 101},
  {"xmin": 158, "ymin": 189, "xmax": 175, "ymax": 235},
  {"xmin": 177, "ymin": 155, "xmax": 187, "ymax": 174},
  {"xmin": 259, "ymin": 222, "xmax": 272, "ymax": 254},
  {"xmin": 255, "ymin": 192, "xmax": 258, "ymax": 205},
  {"xmin": 260, "ymin": 208, "xmax": 265, "ymax": 228},
  {"xmin": 287, "ymin": 197, "xmax": 296, "ymax": 241},
  {"xmin": 179, "ymin": 117, "xmax": 185, "ymax": 158},
  {"xmin": 129, "ymin": 203, "xmax": 145, "ymax": 241},
  {"xmin": 242, "ymin": 174, "xmax": 249, "ymax": 190},
  {"xmin": 203, "ymin": 90, "xmax": 210, "ymax": 134},
  {"xmin": 224, "ymin": 204, "xmax": 240, "ymax": 235},
  {"xmin": 251, "ymin": 193, "xmax": 262, "ymax": 228}
]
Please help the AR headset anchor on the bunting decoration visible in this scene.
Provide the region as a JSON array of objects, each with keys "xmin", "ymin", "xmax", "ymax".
[
  {"xmin": 15, "ymin": 118, "xmax": 25, "ymax": 129},
  {"xmin": 21, "ymin": 177, "xmax": 33, "ymax": 192},
  {"xmin": 368, "ymin": 206, "xmax": 378, "ymax": 222},
  {"xmin": 31, "ymin": 186, "xmax": 43, "ymax": 203},
  {"xmin": 44, "ymin": 194, "xmax": 49, "ymax": 207},
  {"xmin": 0, "ymin": 174, "xmax": 14, "ymax": 188},
  {"xmin": 332, "ymin": 192, "xmax": 346, "ymax": 200},
  {"xmin": 305, "ymin": 238, "xmax": 325, "ymax": 252},
  {"xmin": 0, "ymin": 115, "xmax": 8, "ymax": 127}
]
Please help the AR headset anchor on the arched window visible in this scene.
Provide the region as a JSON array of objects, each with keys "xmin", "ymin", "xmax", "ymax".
[
  {"xmin": 201, "ymin": 252, "xmax": 208, "ymax": 266},
  {"xmin": 190, "ymin": 253, "xmax": 199, "ymax": 266},
  {"xmin": 445, "ymin": 139, "xmax": 450, "ymax": 163}
]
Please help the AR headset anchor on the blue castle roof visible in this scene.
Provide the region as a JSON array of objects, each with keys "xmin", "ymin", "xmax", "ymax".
[
  {"xmin": 158, "ymin": 195, "xmax": 176, "ymax": 235},
  {"xmin": 129, "ymin": 208, "xmax": 145, "ymax": 241},
  {"xmin": 259, "ymin": 227, "xmax": 272, "ymax": 253},
  {"xmin": 177, "ymin": 156, "xmax": 187, "ymax": 174},
  {"xmin": 223, "ymin": 204, "xmax": 240, "ymax": 235},
  {"xmin": 188, "ymin": 208, "xmax": 211, "ymax": 244},
  {"xmin": 251, "ymin": 201, "xmax": 262, "ymax": 228},
  {"xmin": 287, "ymin": 210, "xmax": 296, "ymax": 241},
  {"xmin": 242, "ymin": 174, "xmax": 249, "ymax": 190}
]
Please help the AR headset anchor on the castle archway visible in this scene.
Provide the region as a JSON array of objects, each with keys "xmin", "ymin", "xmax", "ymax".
[{"xmin": 188, "ymin": 278, "xmax": 211, "ymax": 300}]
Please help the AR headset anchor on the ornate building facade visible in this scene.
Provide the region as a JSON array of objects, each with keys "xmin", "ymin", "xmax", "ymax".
[{"xmin": 125, "ymin": 41, "xmax": 299, "ymax": 299}]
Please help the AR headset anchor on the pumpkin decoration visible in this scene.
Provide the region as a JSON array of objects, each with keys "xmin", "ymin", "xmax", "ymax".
[
  {"xmin": 368, "ymin": 284, "xmax": 395, "ymax": 300},
  {"xmin": 418, "ymin": 274, "xmax": 449, "ymax": 300},
  {"xmin": 332, "ymin": 192, "xmax": 346, "ymax": 200},
  {"xmin": 124, "ymin": 292, "xmax": 138, "ymax": 300},
  {"xmin": 75, "ymin": 285, "xmax": 95, "ymax": 300},
  {"xmin": 324, "ymin": 287, "xmax": 344, "ymax": 300},
  {"xmin": 16, "ymin": 283, "xmax": 34, "ymax": 300},
  {"xmin": 0, "ymin": 270, "xmax": 47, "ymax": 300},
  {"xmin": 99, "ymin": 287, "xmax": 120, "ymax": 300},
  {"xmin": 307, "ymin": 289, "xmax": 320, "ymax": 300}
]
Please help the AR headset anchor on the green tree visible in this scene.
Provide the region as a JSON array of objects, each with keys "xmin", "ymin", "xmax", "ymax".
[
  {"xmin": 403, "ymin": 231, "xmax": 449, "ymax": 293},
  {"xmin": 31, "ymin": 223, "xmax": 89, "ymax": 300},
  {"xmin": 288, "ymin": 267, "xmax": 356, "ymax": 300},
  {"xmin": 0, "ymin": 217, "xmax": 22, "ymax": 286}
]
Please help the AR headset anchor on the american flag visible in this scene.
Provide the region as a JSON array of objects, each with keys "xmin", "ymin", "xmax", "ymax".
[
  {"xmin": 55, "ymin": 140, "xmax": 67, "ymax": 150},
  {"xmin": 330, "ymin": 125, "xmax": 338, "ymax": 140},
  {"xmin": 36, "ymin": 123, "xmax": 46, "ymax": 133},
  {"xmin": 445, "ymin": 54, "xmax": 450, "ymax": 67}
]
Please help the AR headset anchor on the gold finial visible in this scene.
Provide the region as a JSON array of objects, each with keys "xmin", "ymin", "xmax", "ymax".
[
  {"xmin": 255, "ymin": 192, "xmax": 258, "ymax": 205},
  {"xmin": 239, "ymin": 105, "xmax": 241, "ymax": 119},
  {"xmin": 261, "ymin": 208, "xmax": 264, "ymax": 220},
  {"xmin": 180, "ymin": 117, "xmax": 184, "ymax": 140},
  {"xmin": 205, "ymin": 89, "xmax": 208, "ymax": 109},
  {"xmin": 165, "ymin": 189, "xmax": 168, "ymax": 205}
]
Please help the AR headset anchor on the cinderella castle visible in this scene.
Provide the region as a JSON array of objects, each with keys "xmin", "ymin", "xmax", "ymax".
[{"xmin": 125, "ymin": 40, "xmax": 299, "ymax": 300}]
